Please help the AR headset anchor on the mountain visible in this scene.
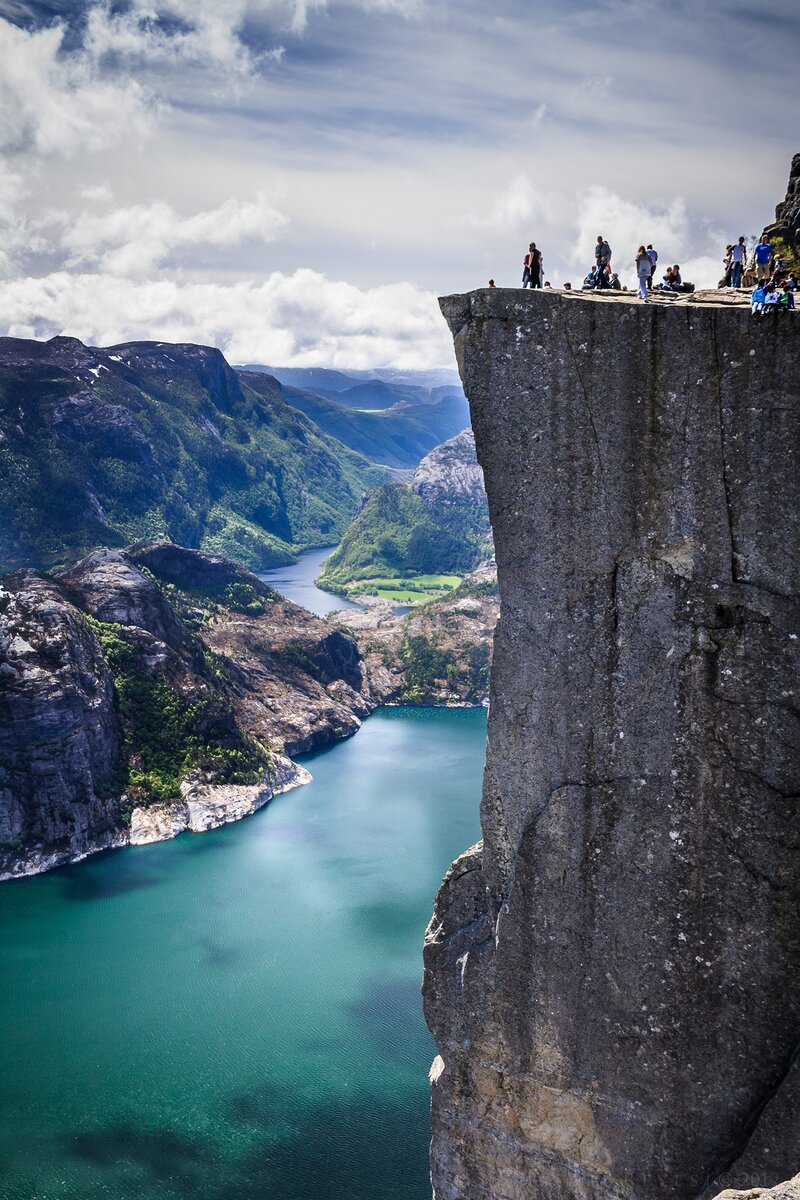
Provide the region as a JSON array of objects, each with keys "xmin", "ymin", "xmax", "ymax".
[
  {"xmin": 243, "ymin": 365, "xmax": 462, "ymax": 395},
  {"xmin": 318, "ymin": 430, "xmax": 492, "ymax": 588},
  {"xmin": 238, "ymin": 364, "xmax": 471, "ymax": 465},
  {"xmin": 0, "ymin": 541, "xmax": 395, "ymax": 879},
  {"xmin": 0, "ymin": 336, "xmax": 385, "ymax": 575}
]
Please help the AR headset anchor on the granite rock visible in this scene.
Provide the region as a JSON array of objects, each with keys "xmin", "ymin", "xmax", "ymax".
[{"xmin": 425, "ymin": 287, "xmax": 800, "ymax": 1199}]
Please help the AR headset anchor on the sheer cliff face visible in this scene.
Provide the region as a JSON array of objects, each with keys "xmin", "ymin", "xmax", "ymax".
[{"xmin": 425, "ymin": 290, "xmax": 800, "ymax": 1200}]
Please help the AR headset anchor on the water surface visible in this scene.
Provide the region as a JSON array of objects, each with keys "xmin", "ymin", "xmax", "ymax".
[
  {"xmin": 0, "ymin": 708, "xmax": 486, "ymax": 1200},
  {"xmin": 258, "ymin": 547, "xmax": 356, "ymax": 617}
]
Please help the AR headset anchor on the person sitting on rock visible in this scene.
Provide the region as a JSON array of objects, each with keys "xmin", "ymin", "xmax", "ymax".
[
  {"xmin": 763, "ymin": 283, "xmax": 781, "ymax": 313},
  {"xmin": 582, "ymin": 267, "xmax": 598, "ymax": 290},
  {"xmin": 785, "ymin": 272, "xmax": 799, "ymax": 291},
  {"xmin": 751, "ymin": 281, "xmax": 768, "ymax": 313},
  {"xmin": 777, "ymin": 284, "xmax": 796, "ymax": 312},
  {"xmin": 610, "ymin": 272, "xmax": 621, "ymax": 290}
]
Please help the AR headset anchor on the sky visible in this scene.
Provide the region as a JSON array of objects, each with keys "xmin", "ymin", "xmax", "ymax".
[{"xmin": 0, "ymin": 0, "xmax": 797, "ymax": 368}]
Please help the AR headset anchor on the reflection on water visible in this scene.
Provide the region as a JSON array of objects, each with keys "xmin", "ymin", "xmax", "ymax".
[{"xmin": 0, "ymin": 708, "xmax": 486, "ymax": 1200}]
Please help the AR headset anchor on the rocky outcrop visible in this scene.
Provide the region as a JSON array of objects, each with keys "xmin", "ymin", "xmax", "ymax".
[
  {"xmin": 0, "ymin": 543, "xmax": 393, "ymax": 878},
  {"xmin": 762, "ymin": 152, "xmax": 800, "ymax": 248},
  {"xmin": 0, "ymin": 570, "xmax": 127, "ymax": 876},
  {"xmin": 128, "ymin": 755, "xmax": 311, "ymax": 845},
  {"xmin": 714, "ymin": 1175, "xmax": 800, "ymax": 1200},
  {"xmin": 412, "ymin": 429, "xmax": 487, "ymax": 505},
  {"xmin": 425, "ymin": 287, "xmax": 800, "ymax": 1199}
]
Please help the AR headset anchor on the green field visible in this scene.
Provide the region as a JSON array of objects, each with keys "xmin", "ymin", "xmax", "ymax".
[{"xmin": 349, "ymin": 574, "xmax": 462, "ymax": 605}]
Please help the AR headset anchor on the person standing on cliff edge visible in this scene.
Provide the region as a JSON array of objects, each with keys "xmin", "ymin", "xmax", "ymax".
[
  {"xmin": 635, "ymin": 245, "xmax": 652, "ymax": 301},
  {"xmin": 595, "ymin": 235, "xmax": 612, "ymax": 287},
  {"xmin": 522, "ymin": 242, "xmax": 543, "ymax": 288}
]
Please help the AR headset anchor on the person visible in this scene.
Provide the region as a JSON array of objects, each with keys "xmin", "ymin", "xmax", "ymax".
[
  {"xmin": 544, "ymin": 280, "xmax": 552, "ymax": 287},
  {"xmin": 610, "ymin": 272, "xmax": 621, "ymax": 290},
  {"xmin": 722, "ymin": 245, "xmax": 733, "ymax": 287},
  {"xmin": 582, "ymin": 267, "xmax": 598, "ymax": 290},
  {"xmin": 487, "ymin": 279, "xmax": 496, "ymax": 288},
  {"xmin": 785, "ymin": 272, "xmax": 799, "ymax": 291},
  {"xmin": 751, "ymin": 281, "xmax": 767, "ymax": 313},
  {"xmin": 763, "ymin": 283, "xmax": 780, "ymax": 313},
  {"xmin": 729, "ymin": 236, "xmax": 747, "ymax": 288},
  {"xmin": 635, "ymin": 245, "xmax": 652, "ymax": 301},
  {"xmin": 563, "ymin": 282, "xmax": 572, "ymax": 290},
  {"xmin": 646, "ymin": 244, "xmax": 658, "ymax": 290},
  {"xmin": 778, "ymin": 284, "xmax": 796, "ymax": 312},
  {"xmin": 522, "ymin": 242, "xmax": 542, "ymax": 288},
  {"xmin": 595, "ymin": 235, "xmax": 612, "ymax": 287},
  {"xmin": 753, "ymin": 236, "xmax": 771, "ymax": 281}
]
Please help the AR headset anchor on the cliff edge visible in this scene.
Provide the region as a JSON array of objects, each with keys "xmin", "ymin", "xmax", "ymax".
[{"xmin": 424, "ymin": 288, "xmax": 799, "ymax": 1199}]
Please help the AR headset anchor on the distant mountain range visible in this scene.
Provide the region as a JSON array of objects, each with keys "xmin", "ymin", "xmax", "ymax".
[
  {"xmin": 0, "ymin": 337, "xmax": 384, "ymax": 574},
  {"xmin": 240, "ymin": 364, "xmax": 469, "ymax": 468},
  {"xmin": 0, "ymin": 336, "xmax": 470, "ymax": 575}
]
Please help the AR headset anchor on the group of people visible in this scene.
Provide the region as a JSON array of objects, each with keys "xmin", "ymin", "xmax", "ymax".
[
  {"xmin": 723, "ymin": 235, "xmax": 793, "ymax": 290},
  {"xmin": 521, "ymin": 236, "xmax": 692, "ymax": 300},
  {"xmin": 499, "ymin": 233, "xmax": 798, "ymax": 305}
]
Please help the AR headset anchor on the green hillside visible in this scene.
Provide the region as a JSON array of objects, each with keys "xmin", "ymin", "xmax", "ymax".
[
  {"xmin": 277, "ymin": 385, "xmax": 470, "ymax": 468},
  {"xmin": 319, "ymin": 479, "xmax": 491, "ymax": 591},
  {"xmin": 0, "ymin": 337, "xmax": 385, "ymax": 574}
]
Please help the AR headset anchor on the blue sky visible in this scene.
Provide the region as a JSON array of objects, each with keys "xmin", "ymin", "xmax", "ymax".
[{"xmin": 0, "ymin": 0, "xmax": 796, "ymax": 367}]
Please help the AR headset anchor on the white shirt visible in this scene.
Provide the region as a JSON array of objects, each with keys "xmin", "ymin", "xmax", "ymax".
[{"xmin": 731, "ymin": 243, "xmax": 747, "ymax": 263}]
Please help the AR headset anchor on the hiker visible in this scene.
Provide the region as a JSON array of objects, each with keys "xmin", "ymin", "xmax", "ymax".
[
  {"xmin": 778, "ymin": 284, "xmax": 796, "ymax": 312},
  {"xmin": 729, "ymin": 236, "xmax": 747, "ymax": 288},
  {"xmin": 722, "ymin": 245, "xmax": 733, "ymax": 287},
  {"xmin": 763, "ymin": 283, "xmax": 781, "ymax": 313},
  {"xmin": 635, "ymin": 245, "xmax": 652, "ymax": 301},
  {"xmin": 751, "ymin": 281, "xmax": 767, "ymax": 313},
  {"xmin": 595, "ymin": 235, "xmax": 612, "ymax": 287},
  {"xmin": 582, "ymin": 267, "xmax": 598, "ymax": 290},
  {"xmin": 488, "ymin": 279, "xmax": 496, "ymax": 288},
  {"xmin": 646, "ymin": 244, "xmax": 658, "ymax": 289},
  {"xmin": 610, "ymin": 272, "xmax": 621, "ymax": 290},
  {"xmin": 754, "ymin": 236, "xmax": 771, "ymax": 281},
  {"xmin": 522, "ymin": 242, "xmax": 542, "ymax": 288},
  {"xmin": 785, "ymin": 272, "xmax": 799, "ymax": 291}
]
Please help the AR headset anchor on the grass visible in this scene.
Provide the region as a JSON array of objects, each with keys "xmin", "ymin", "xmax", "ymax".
[{"xmin": 348, "ymin": 574, "xmax": 462, "ymax": 605}]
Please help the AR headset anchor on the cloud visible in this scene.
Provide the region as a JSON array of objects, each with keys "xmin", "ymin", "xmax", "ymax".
[
  {"xmin": 58, "ymin": 195, "xmax": 290, "ymax": 275},
  {"xmin": 0, "ymin": 18, "xmax": 154, "ymax": 156},
  {"xmin": 0, "ymin": 268, "xmax": 454, "ymax": 369},
  {"xmin": 469, "ymin": 174, "xmax": 549, "ymax": 231}
]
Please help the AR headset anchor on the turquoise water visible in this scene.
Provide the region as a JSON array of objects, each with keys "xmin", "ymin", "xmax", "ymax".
[{"xmin": 0, "ymin": 708, "xmax": 485, "ymax": 1200}]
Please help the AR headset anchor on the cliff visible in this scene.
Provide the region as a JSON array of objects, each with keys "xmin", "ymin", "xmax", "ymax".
[
  {"xmin": 425, "ymin": 287, "xmax": 800, "ymax": 1198},
  {"xmin": 0, "ymin": 542, "xmax": 392, "ymax": 879},
  {"xmin": 762, "ymin": 152, "xmax": 800, "ymax": 249}
]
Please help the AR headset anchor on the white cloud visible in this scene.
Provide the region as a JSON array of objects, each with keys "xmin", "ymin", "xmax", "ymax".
[
  {"xmin": 58, "ymin": 195, "xmax": 290, "ymax": 275},
  {"xmin": 0, "ymin": 19, "xmax": 154, "ymax": 157},
  {"xmin": 469, "ymin": 174, "xmax": 549, "ymax": 231},
  {"xmin": 0, "ymin": 268, "xmax": 453, "ymax": 369}
]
